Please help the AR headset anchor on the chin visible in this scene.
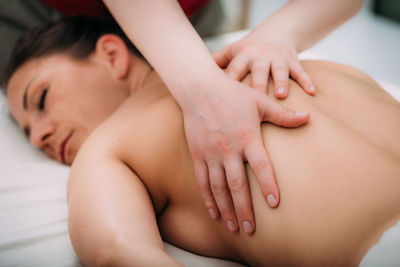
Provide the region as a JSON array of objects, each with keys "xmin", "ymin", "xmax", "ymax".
[{"xmin": 67, "ymin": 148, "xmax": 79, "ymax": 166}]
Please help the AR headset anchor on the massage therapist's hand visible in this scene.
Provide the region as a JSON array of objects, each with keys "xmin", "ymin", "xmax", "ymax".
[
  {"xmin": 103, "ymin": 0, "xmax": 365, "ymax": 235},
  {"xmin": 213, "ymin": 37, "xmax": 316, "ymax": 99},
  {"xmin": 211, "ymin": 0, "xmax": 364, "ymax": 98},
  {"xmin": 181, "ymin": 72, "xmax": 310, "ymax": 234}
]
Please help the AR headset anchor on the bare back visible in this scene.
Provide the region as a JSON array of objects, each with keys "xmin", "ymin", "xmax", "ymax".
[{"xmin": 68, "ymin": 61, "xmax": 400, "ymax": 266}]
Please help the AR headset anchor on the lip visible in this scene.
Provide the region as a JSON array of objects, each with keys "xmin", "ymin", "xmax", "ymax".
[{"xmin": 59, "ymin": 131, "xmax": 73, "ymax": 164}]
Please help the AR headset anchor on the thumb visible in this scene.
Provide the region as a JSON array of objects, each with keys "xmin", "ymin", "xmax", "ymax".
[
  {"xmin": 212, "ymin": 45, "xmax": 232, "ymax": 68},
  {"xmin": 258, "ymin": 96, "xmax": 310, "ymax": 127}
]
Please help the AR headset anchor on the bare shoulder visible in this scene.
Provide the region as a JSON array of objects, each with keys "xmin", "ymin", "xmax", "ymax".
[
  {"xmin": 66, "ymin": 117, "xmax": 121, "ymax": 198},
  {"xmin": 301, "ymin": 60, "xmax": 379, "ymax": 88},
  {"xmin": 67, "ymin": 94, "xmax": 185, "ymax": 209}
]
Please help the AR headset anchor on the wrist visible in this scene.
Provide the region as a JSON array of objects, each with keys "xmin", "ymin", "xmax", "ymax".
[
  {"xmin": 249, "ymin": 24, "xmax": 299, "ymax": 52},
  {"xmin": 250, "ymin": 6, "xmax": 304, "ymax": 52},
  {"xmin": 167, "ymin": 64, "xmax": 226, "ymax": 109}
]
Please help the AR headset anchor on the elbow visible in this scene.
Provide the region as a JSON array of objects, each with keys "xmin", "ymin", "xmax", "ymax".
[
  {"xmin": 70, "ymin": 228, "xmax": 126, "ymax": 267},
  {"xmin": 80, "ymin": 235, "xmax": 169, "ymax": 267},
  {"xmin": 84, "ymin": 235, "xmax": 127, "ymax": 267},
  {"xmin": 89, "ymin": 246, "xmax": 116, "ymax": 267}
]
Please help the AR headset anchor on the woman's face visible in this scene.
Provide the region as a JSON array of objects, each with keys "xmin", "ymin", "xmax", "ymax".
[{"xmin": 7, "ymin": 54, "xmax": 129, "ymax": 165}]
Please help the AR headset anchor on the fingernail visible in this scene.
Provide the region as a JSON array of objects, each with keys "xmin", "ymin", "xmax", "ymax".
[
  {"xmin": 267, "ymin": 194, "xmax": 277, "ymax": 207},
  {"xmin": 227, "ymin": 220, "xmax": 236, "ymax": 232},
  {"xmin": 296, "ymin": 111, "xmax": 309, "ymax": 116},
  {"xmin": 277, "ymin": 87, "xmax": 285, "ymax": 95},
  {"xmin": 242, "ymin": 221, "xmax": 252, "ymax": 233},
  {"xmin": 309, "ymin": 85, "xmax": 316, "ymax": 93},
  {"xmin": 208, "ymin": 208, "xmax": 218, "ymax": 219}
]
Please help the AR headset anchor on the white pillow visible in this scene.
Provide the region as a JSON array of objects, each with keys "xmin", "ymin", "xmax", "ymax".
[{"xmin": 0, "ymin": 94, "xmax": 80, "ymax": 266}]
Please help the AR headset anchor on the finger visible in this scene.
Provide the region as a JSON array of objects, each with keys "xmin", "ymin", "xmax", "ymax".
[
  {"xmin": 225, "ymin": 54, "xmax": 250, "ymax": 81},
  {"xmin": 194, "ymin": 160, "xmax": 220, "ymax": 219},
  {"xmin": 271, "ymin": 60, "xmax": 289, "ymax": 99},
  {"xmin": 289, "ymin": 63, "xmax": 316, "ymax": 95},
  {"xmin": 225, "ymin": 155, "xmax": 255, "ymax": 234},
  {"xmin": 259, "ymin": 96, "xmax": 310, "ymax": 127},
  {"xmin": 251, "ymin": 62, "xmax": 270, "ymax": 94},
  {"xmin": 208, "ymin": 162, "xmax": 238, "ymax": 232},
  {"xmin": 244, "ymin": 139, "xmax": 279, "ymax": 208},
  {"xmin": 212, "ymin": 46, "xmax": 232, "ymax": 68}
]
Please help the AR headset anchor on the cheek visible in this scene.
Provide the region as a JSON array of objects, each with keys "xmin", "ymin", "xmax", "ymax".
[
  {"xmin": 49, "ymin": 85, "xmax": 90, "ymax": 122},
  {"xmin": 51, "ymin": 67, "xmax": 121, "ymax": 131}
]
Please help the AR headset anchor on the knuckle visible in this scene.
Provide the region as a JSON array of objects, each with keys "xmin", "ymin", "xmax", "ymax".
[
  {"xmin": 215, "ymin": 136, "xmax": 231, "ymax": 155},
  {"xmin": 277, "ymin": 106, "xmax": 284, "ymax": 126},
  {"xmin": 211, "ymin": 182, "xmax": 226, "ymax": 194},
  {"xmin": 229, "ymin": 65, "xmax": 240, "ymax": 75},
  {"xmin": 239, "ymin": 129, "xmax": 256, "ymax": 145},
  {"xmin": 204, "ymin": 136, "xmax": 223, "ymax": 155},
  {"xmin": 252, "ymin": 65, "xmax": 266, "ymax": 73},
  {"xmin": 288, "ymin": 62, "xmax": 300, "ymax": 69},
  {"xmin": 197, "ymin": 178, "xmax": 210, "ymax": 192},
  {"xmin": 281, "ymin": 105, "xmax": 290, "ymax": 114},
  {"xmin": 190, "ymin": 148, "xmax": 204, "ymax": 161},
  {"xmin": 240, "ymin": 45, "xmax": 255, "ymax": 55},
  {"xmin": 229, "ymin": 177, "xmax": 246, "ymax": 193},
  {"xmin": 204, "ymin": 143, "xmax": 217, "ymax": 157},
  {"xmin": 278, "ymin": 105, "xmax": 290, "ymax": 125},
  {"xmin": 273, "ymin": 64, "xmax": 287, "ymax": 73},
  {"xmin": 252, "ymin": 159, "xmax": 269, "ymax": 172}
]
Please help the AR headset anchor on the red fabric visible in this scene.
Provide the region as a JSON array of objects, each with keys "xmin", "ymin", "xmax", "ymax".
[
  {"xmin": 178, "ymin": 0, "xmax": 210, "ymax": 17},
  {"xmin": 39, "ymin": 0, "xmax": 109, "ymax": 18},
  {"xmin": 40, "ymin": 0, "xmax": 210, "ymax": 18}
]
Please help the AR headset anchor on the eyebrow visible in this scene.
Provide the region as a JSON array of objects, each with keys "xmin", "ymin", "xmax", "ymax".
[{"xmin": 23, "ymin": 76, "xmax": 38, "ymax": 111}]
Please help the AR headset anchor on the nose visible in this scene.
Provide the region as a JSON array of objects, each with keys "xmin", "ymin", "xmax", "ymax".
[{"xmin": 29, "ymin": 118, "xmax": 55, "ymax": 149}]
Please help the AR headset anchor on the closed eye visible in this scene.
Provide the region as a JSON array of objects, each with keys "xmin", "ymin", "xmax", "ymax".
[{"xmin": 38, "ymin": 89, "xmax": 48, "ymax": 111}]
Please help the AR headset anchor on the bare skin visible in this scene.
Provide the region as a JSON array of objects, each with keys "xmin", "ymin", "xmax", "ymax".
[
  {"xmin": 7, "ymin": 40, "xmax": 400, "ymax": 265},
  {"xmin": 104, "ymin": 0, "xmax": 364, "ymax": 232},
  {"xmin": 68, "ymin": 62, "xmax": 399, "ymax": 266}
]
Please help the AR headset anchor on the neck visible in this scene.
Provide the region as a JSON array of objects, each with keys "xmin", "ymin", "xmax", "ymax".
[{"xmin": 126, "ymin": 56, "xmax": 155, "ymax": 95}]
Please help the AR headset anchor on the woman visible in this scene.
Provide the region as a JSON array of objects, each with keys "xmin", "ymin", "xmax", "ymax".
[
  {"xmin": 0, "ymin": 1, "xmax": 365, "ymax": 231},
  {"xmin": 3, "ymin": 17, "xmax": 400, "ymax": 266}
]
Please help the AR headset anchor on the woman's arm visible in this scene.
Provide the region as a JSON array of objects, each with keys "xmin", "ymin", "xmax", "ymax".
[
  {"xmin": 213, "ymin": 0, "xmax": 364, "ymax": 97},
  {"xmin": 259, "ymin": 0, "xmax": 364, "ymax": 53},
  {"xmin": 103, "ymin": 0, "xmax": 309, "ymax": 235},
  {"xmin": 67, "ymin": 153, "xmax": 182, "ymax": 266}
]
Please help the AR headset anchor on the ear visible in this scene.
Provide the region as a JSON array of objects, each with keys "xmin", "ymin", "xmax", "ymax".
[{"xmin": 94, "ymin": 34, "xmax": 131, "ymax": 79}]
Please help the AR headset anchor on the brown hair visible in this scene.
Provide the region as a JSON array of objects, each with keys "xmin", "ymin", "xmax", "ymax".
[{"xmin": 1, "ymin": 15, "xmax": 142, "ymax": 94}]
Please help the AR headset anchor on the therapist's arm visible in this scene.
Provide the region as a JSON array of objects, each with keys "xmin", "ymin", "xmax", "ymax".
[
  {"xmin": 103, "ymin": 0, "xmax": 309, "ymax": 234},
  {"xmin": 214, "ymin": 0, "xmax": 364, "ymax": 97}
]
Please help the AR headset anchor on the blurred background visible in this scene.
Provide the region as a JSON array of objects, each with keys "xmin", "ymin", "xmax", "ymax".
[
  {"xmin": 211, "ymin": 0, "xmax": 400, "ymax": 86},
  {"xmin": 1, "ymin": 0, "xmax": 399, "ymax": 86}
]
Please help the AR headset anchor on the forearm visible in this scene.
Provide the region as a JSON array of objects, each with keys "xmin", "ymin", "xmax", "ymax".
[
  {"xmin": 253, "ymin": 0, "xmax": 364, "ymax": 52},
  {"xmin": 103, "ymin": 0, "xmax": 221, "ymax": 104}
]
